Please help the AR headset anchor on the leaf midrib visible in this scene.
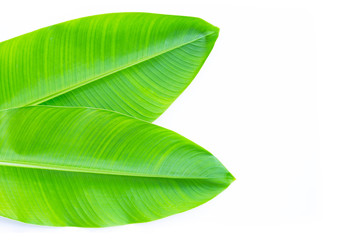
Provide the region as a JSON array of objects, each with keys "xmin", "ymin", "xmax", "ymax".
[
  {"xmin": 0, "ymin": 160, "xmax": 223, "ymax": 180},
  {"xmin": 25, "ymin": 31, "xmax": 218, "ymax": 107}
]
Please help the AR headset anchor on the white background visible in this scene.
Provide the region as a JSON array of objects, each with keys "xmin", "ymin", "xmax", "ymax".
[{"xmin": 0, "ymin": 0, "xmax": 358, "ymax": 239}]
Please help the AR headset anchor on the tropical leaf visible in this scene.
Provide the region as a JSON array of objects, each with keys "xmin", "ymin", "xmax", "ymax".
[
  {"xmin": 0, "ymin": 13, "xmax": 219, "ymax": 122},
  {"xmin": 0, "ymin": 106, "xmax": 234, "ymax": 227}
]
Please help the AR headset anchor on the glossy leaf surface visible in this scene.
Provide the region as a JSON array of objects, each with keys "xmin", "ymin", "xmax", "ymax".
[
  {"xmin": 0, "ymin": 106, "xmax": 234, "ymax": 227},
  {"xmin": 0, "ymin": 13, "xmax": 218, "ymax": 121}
]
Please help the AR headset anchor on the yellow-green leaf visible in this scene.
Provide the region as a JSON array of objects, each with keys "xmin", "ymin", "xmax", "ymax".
[
  {"xmin": 0, "ymin": 106, "xmax": 234, "ymax": 227},
  {"xmin": 0, "ymin": 13, "xmax": 219, "ymax": 121}
]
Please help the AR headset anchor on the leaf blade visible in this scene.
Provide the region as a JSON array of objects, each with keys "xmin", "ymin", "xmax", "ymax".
[
  {"xmin": 0, "ymin": 13, "xmax": 219, "ymax": 121},
  {"xmin": 0, "ymin": 106, "xmax": 233, "ymax": 227}
]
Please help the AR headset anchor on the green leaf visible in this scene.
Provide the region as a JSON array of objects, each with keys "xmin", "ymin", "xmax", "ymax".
[
  {"xmin": 0, "ymin": 13, "xmax": 219, "ymax": 122},
  {"xmin": 0, "ymin": 106, "xmax": 234, "ymax": 227}
]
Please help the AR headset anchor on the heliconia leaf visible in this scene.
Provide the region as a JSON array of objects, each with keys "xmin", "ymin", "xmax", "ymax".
[
  {"xmin": 0, "ymin": 106, "xmax": 234, "ymax": 227},
  {"xmin": 0, "ymin": 13, "xmax": 219, "ymax": 122}
]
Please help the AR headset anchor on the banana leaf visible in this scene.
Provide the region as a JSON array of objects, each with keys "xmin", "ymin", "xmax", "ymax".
[
  {"xmin": 0, "ymin": 13, "xmax": 219, "ymax": 122},
  {"xmin": 0, "ymin": 106, "xmax": 234, "ymax": 227}
]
